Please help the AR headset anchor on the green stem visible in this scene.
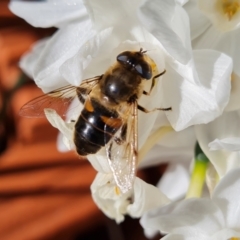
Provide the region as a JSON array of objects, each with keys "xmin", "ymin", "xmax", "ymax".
[{"xmin": 186, "ymin": 142, "xmax": 209, "ymax": 198}]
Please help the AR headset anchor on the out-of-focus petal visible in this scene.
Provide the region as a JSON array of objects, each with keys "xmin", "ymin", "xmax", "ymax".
[
  {"xmin": 176, "ymin": 0, "xmax": 189, "ymax": 6},
  {"xmin": 9, "ymin": 0, "xmax": 87, "ymax": 28},
  {"xmin": 184, "ymin": 0, "xmax": 211, "ymax": 40},
  {"xmin": 206, "ymin": 163, "xmax": 218, "ymax": 197},
  {"xmin": 211, "ymin": 229, "xmax": 240, "ymax": 240},
  {"xmin": 83, "ymin": 0, "xmax": 140, "ymax": 30},
  {"xmin": 193, "ymin": 26, "xmax": 240, "ymax": 77},
  {"xmin": 57, "ymin": 132, "xmax": 70, "ymax": 152},
  {"xmin": 209, "ymin": 137, "xmax": 240, "ymax": 151},
  {"xmin": 195, "ymin": 111, "xmax": 240, "ymax": 177},
  {"xmin": 161, "ymin": 234, "xmax": 188, "ymax": 240},
  {"xmin": 33, "ymin": 20, "xmax": 95, "ymax": 92},
  {"xmin": 163, "ymin": 50, "xmax": 232, "ymax": 131},
  {"xmin": 213, "ymin": 167, "xmax": 240, "ymax": 229},
  {"xmin": 44, "ymin": 109, "xmax": 75, "ymax": 150},
  {"xmin": 141, "ymin": 198, "xmax": 224, "ymax": 236},
  {"xmin": 127, "ymin": 178, "xmax": 170, "ymax": 218},
  {"xmin": 225, "ymin": 73, "xmax": 240, "ymax": 111},
  {"xmin": 157, "ymin": 161, "xmax": 190, "ymax": 201},
  {"xmin": 20, "ymin": 38, "xmax": 49, "ymax": 79},
  {"xmin": 198, "ymin": 0, "xmax": 240, "ymax": 32}
]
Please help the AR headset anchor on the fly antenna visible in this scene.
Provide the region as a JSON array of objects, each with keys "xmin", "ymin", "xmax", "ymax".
[{"xmin": 139, "ymin": 48, "xmax": 156, "ymax": 54}]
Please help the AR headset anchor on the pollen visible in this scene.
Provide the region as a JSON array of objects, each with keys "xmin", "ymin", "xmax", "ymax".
[
  {"xmin": 230, "ymin": 238, "xmax": 240, "ymax": 240},
  {"xmin": 221, "ymin": 0, "xmax": 240, "ymax": 20},
  {"xmin": 115, "ymin": 186, "xmax": 121, "ymax": 195}
]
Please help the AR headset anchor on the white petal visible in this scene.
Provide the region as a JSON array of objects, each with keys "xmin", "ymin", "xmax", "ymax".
[
  {"xmin": 161, "ymin": 233, "xmax": 196, "ymax": 240},
  {"xmin": 90, "ymin": 172, "xmax": 131, "ymax": 223},
  {"xmin": 226, "ymin": 73, "xmax": 240, "ymax": 111},
  {"xmin": 209, "ymin": 137, "xmax": 240, "ymax": 151},
  {"xmin": 139, "ymin": 124, "xmax": 195, "ymax": 169},
  {"xmin": 83, "ymin": 0, "xmax": 140, "ymax": 30},
  {"xmin": 57, "ymin": 132, "xmax": 70, "ymax": 152},
  {"xmin": 59, "ymin": 27, "xmax": 113, "ymax": 86},
  {"xmin": 157, "ymin": 161, "xmax": 191, "ymax": 201},
  {"xmin": 193, "ymin": 26, "xmax": 240, "ymax": 77},
  {"xmin": 184, "ymin": 0, "xmax": 211, "ymax": 40},
  {"xmin": 33, "ymin": 20, "xmax": 95, "ymax": 92},
  {"xmin": 9, "ymin": 0, "xmax": 87, "ymax": 28},
  {"xmin": 211, "ymin": 228, "xmax": 240, "ymax": 240},
  {"xmin": 44, "ymin": 109, "xmax": 75, "ymax": 149},
  {"xmin": 163, "ymin": 50, "xmax": 232, "ymax": 131},
  {"xmin": 19, "ymin": 38, "xmax": 49, "ymax": 79},
  {"xmin": 195, "ymin": 111, "xmax": 240, "ymax": 177},
  {"xmin": 56, "ymin": 97, "xmax": 82, "ymax": 152},
  {"xmin": 232, "ymin": 31, "xmax": 240, "ymax": 76},
  {"xmin": 213, "ymin": 167, "xmax": 240, "ymax": 229},
  {"xmin": 198, "ymin": 0, "xmax": 240, "ymax": 32},
  {"xmin": 206, "ymin": 163, "xmax": 218, "ymax": 197},
  {"xmin": 88, "ymin": 153, "xmax": 112, "ymax": 173},
  {"xmin": 141, "ymin": 198, "xmax": 224, "ymax": 236},
  {"xmin": 138, "ymin": 0, "xmax": 192, "ymax": 65},
  {"xmin": 127, "ymin": 178, "xmax": 170, "ymax": 218},
  {"xmin": 176, "ymin": 0, "xmax": 189, "ymax": 6},
  {"xmin": 140, "ymin": 144, "xmax": 194, "ymax": 169}
]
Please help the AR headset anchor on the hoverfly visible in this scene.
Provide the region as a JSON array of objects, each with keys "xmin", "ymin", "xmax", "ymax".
[{"xmin": 20, "ymin": 49, "xmax": 171, "ymax": 193}]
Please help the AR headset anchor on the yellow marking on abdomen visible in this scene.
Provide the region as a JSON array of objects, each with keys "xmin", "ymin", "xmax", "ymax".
[
  {"xmin": 101, "ymin": 115, "xmax": 123, "ymax": 128},
  {"xmin": 85, "ymin": 99, "xmax": 94, "ymax": 112}
]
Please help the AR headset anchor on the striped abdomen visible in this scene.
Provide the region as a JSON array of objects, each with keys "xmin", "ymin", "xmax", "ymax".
[{"xmin": 74, "ymin": 98, "xmax": 122, "ymax": 156}]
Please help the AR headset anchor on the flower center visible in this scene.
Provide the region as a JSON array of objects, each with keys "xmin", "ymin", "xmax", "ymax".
[
  {"xmin": 219, "ymin": 0, "xmax": 240, "ymax": 20},
  {"xmin": 230, "ymin": 238, "xmax": 240, "ymax": 240},
  {"xmin": 199, "ymin": 0, "xmax": 240, "ymax": 31}
]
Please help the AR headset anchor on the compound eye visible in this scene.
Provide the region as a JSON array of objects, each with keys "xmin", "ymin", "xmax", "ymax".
[
  {"xmin": 117, "ymin": 51, "xmax": 131, "ymax": 64},
  {"xmin": 135, "ymin": 63, "xmax": 152, "ymax": 79}
]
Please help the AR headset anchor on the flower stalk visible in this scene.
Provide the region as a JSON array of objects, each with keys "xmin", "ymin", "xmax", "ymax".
[{"xmin": 186, "ymin": 142, "xmax": 209, "ymax": 198}]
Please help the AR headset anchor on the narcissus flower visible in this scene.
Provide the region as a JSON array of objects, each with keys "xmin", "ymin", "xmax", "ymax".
[
  {"xmin": 141, "ymin": 167, "xmax": 240, "ymax": 240},
  {"xmin": 10, "ymin": 0, "xmax": 234, "ymax": 222}
]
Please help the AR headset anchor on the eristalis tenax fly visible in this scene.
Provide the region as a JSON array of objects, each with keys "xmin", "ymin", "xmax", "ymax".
[{"xmin": 20, "ymin": 48, "xmax": 171, "ymax": 193}]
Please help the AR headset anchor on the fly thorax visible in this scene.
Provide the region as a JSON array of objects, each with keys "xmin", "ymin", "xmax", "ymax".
[{"xmin": 100, "ymin": 68, "xmax": 142, "ymax": 103}]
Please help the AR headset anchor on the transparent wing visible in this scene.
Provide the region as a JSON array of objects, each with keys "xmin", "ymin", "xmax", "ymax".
[
  {"xmin": 19, "ymin": 76, "xmax": 102, "ymax": 118},
  {"xmin": 19, "ymin": 85, "xmax": 77, "ymax": 118},
  {"xmin": 105, "ymin": 101, "xmax": 138, "ymax": 193}
]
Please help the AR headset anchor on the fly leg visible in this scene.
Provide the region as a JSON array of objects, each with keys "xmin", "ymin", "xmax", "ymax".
[
  {"xmin": 114, "ymin": 124, "xmax": 127, "ymax": 145},
  {"xmin": 107, "ymin": 124, "xmax": 127, "ymax": 160},
  {"xmin": 138, "ymin": 105, "xmax": 172, "ymax": 112},
  {"xmin": 143, "ymin": 69, "xmax": 166, "ymax": 96},
  {"xmin": 141, "ymin": 70, "xmax": 171, "ymax": 111}
]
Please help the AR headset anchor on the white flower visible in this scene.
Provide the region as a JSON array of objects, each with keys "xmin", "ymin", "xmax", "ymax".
[
  {"xmin": 10, "ymin": 0, "xmax": 234, "ymax": 221},
  {"xmin": 209, "ymin": 137, "xmax": 240, "ymax": 151},
  {"xmin": 91, "ymin": 173, "xmax": 170, "ymax": 223},
  {"xmin": 184, "ymin": 0, "xmax": 240, "ymax": 111},
  {"xmin": 140, "ymin": 167, "xmax": 240, "ymax": 240},
  {"xmin": 10, "ymin": 0, "xmax": 233, "ymax": 131},
  {"xmin": 195, "ymin": 110, "xmax": 240, "ymax": 178}
]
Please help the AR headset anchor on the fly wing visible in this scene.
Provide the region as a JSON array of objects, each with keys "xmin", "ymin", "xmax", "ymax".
[
  {"xmin": 105, "ymin": 101, "xmax": 138, "ymax": 193},
  {"xmin": 19, "ymin": 76, "xmax": 102, "ymax": 118},
  {"xmin": 19, "ymin": 85, "xmax": 77, "ymax": 118}
]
